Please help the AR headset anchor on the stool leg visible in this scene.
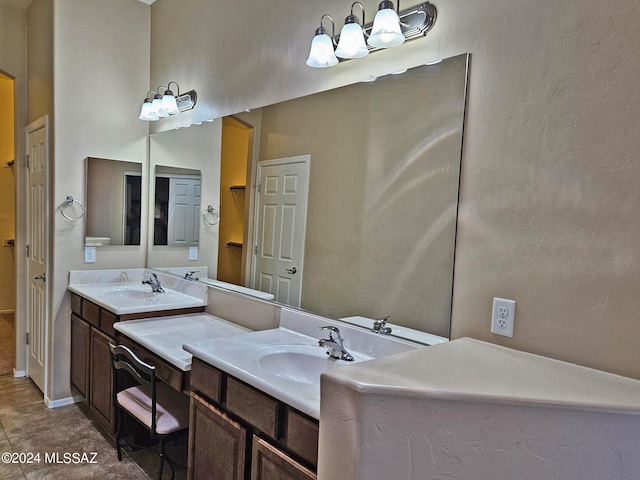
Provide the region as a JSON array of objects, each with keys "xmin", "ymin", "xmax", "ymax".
[
  {"xmin": 157, "ymin": 437, "xmax": 166, "ymax": 480},
  {"xmin": 115, "ymin": 406, "xmax": 123, "ymax": 462}
]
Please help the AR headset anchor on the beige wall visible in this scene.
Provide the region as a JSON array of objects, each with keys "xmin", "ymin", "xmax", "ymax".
[
  {"xmin": 148, "ymin": 0, "xmax": 640, "ymax": 379},
  {"xmin": 13, "ymin": 0, "xmax": 638, "ymax": 400},
  {"xmin": 47, "ymin": 0, "xmax": 150, "ymax": 401}
]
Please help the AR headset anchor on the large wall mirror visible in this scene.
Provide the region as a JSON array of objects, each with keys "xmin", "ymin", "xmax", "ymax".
[
  {"xmin": 85, "ymin": 157, "xmax": 143, "ymax": 246},
  {"xmin": 147, "ymin": 53, "xmax": 469, "ymax": 339}
]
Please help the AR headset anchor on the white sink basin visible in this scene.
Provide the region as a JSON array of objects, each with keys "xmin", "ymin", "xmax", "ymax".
[
  {"xmin": 247, "ymin": 344, "xmax": 363, "ymax": 385},
  {"xmin": 102, "ymin": 286, "xmax": 161, "ymax": 300},
  {"xmin": 68, "ymin": 282, "xmax": 207, "ymax": 315}
]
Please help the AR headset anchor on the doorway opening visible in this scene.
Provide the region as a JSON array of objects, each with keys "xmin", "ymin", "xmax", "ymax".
[
  {"xmin": 218, "ymin": 117, "xmax": 252, "ymax": 285},
  {"xmin": 0, "ymin": 72, "xmax": 16, "ymax": 375}
]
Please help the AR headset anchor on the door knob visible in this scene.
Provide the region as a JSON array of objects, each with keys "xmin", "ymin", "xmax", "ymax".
[
  {"xmin": 34, "ymin": 273, "xmax": 46, "ymax": 281},
  {"xmin": 286, "ymin": 267, "xmax": 297, "ymax": 274}
]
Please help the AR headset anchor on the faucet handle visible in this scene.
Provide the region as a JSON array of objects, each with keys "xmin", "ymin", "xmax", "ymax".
[
  {"xmin": 318, "ymin": 325, "xmax": 340, "ymax": 339},
  {"xmin": 372, "ymin": 316, "xmax": 392, "ymax": 334}
]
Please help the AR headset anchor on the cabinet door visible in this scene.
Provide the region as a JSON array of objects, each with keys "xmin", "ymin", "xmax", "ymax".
[
  {"xmin": 188, "ymin": 393, "xmax": 247, "ymax": 480},
  {"xmin": 251, "ymin": 436, "xmax": 316, "ymax": 480},
  {"xmin": 70, "ymin": 314, "xmax": 90, "ymax": 401},
  {"xmin": 89, "ymin": 328, "xmax": 115, "ymax": 432}
]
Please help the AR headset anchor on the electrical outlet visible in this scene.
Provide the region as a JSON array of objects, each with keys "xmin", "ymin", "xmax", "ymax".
[
  {"xmin": 84, "ymin": 246, "xmax": 96, "ymax": 264},
  {"xmin": 189, "ymin": 246, "xmax": 198, "ymax": 261},
  {"xmin": 491, "ymin": 297, "xmax": 516, "ymax": 338}
]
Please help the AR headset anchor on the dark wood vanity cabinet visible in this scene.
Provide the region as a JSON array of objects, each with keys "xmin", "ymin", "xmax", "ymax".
[
  {"xmin": 188, "ymin": 358, "xmax": 317, "ymax": 480},
  {"xmin": 69, "ymin": 291, "xmax": 202, "ymax": 436},
  {"xmin": 70, "ymin": 293, "xmax": 116, "ymax": 432},
  {"xmin": 70, "ymin": 314, "xmax": 90, "ymax": 400}
]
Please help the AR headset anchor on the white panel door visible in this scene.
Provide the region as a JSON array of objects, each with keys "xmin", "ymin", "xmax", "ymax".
[
  {"xmin": 253, "ymin": 155, "xmax": 309, "ymax": 307},
  {"xmin": 26, "ymin": 118, "xmax": 49, "ymax": 394},
  {"xmin": 167, "ymin": 176, "xmax": 201, "ymax": 245}
]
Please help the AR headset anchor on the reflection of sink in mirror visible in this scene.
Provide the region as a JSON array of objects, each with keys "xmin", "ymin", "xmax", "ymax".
[{"xmin": 247, "ymin": 344, "xmax": 371, "ymax": 385}]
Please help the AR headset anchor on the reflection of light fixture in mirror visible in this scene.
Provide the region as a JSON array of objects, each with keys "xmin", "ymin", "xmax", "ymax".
[
  {"xmin": 306, "ymin": 14, "xmax": 339, "ymax": 68},
  {"xmin": 138, "ymin": 82, "xmax": 197, "ymax": 121},
  {"xmin": 306, "ymin": 2, "xmax": 436, "ymax": 68},
  {"xmin": 335, "ymin": 2, "xmax": 368, "ymax": 59}
]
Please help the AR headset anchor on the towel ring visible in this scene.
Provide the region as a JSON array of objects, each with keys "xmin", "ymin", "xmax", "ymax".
[
  {"xmin": 202, "ymin": 205, "xmax": 219, "ymax": 226},
  {"xmin": 59, "ymin": 196, "xmax": 85, "ymax": 221}
]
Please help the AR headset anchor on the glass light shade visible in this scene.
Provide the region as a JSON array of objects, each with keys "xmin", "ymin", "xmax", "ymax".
[
  {"xmin": 367, "ymin": 8, "xmax": 405, "ymax": 48},
  {"xmin": 336, "ymin": 23, "xmax": 369, "ymax": 59},
  {"xmin": 139, "ymin": 101, "xmax": 159, "ymax": 121},
  {"xmin": 151, "ymin": 96, "xmax": 169, "ymax": 117},
  {"xmin": 306, "ymin": 33, "xmax": 339, "ymax": 68},
  {"xmin": 161, "ymin": 93, "xmax": 180, "ymax": 115}
]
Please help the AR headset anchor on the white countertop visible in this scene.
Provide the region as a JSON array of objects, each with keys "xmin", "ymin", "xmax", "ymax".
[
  {"xmin": 114, "ymin": 313, "xmax": 250, "ymax": 371},
  {"xmin": 183, "ymin": 328, "xmax": 372, "ymax": 419}
]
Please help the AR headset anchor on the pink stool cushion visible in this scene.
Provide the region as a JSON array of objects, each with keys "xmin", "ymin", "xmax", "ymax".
[{"xmin": 117, "ymin": 382, "xmax": 190, "ymax": 435}]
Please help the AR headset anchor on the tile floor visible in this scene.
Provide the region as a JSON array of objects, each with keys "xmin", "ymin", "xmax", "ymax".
[{"xmin": 0, "ymin": 375, "xmax": 188, "ymax": 479}]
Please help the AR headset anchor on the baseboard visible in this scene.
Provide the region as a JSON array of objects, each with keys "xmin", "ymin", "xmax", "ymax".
[
  {"xmin": 13, "ymin": 369, "xmax": 26, "ymax": 378},
  {"xmin": 45, "ymin": 395, "xmax": 77, "ymax": 409}
]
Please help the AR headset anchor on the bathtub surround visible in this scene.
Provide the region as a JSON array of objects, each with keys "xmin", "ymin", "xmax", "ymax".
[{"xmin": 320, "ymin": 338, "xmax": 640, "ymax": 480}]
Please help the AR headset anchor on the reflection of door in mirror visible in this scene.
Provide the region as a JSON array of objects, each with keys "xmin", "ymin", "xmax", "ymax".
[
  {"xmin": 86, "ymin": 158, "xmax": 143, "ymax": 246},
  {"xmin": 154, "ymin": 169, "xmax": 201, "ymax": 246},
  {"xmin": 253, "ymin": 156, "xmax": 310, "ymax": 308},
  {"xmin": 124, "ymin": 173, "xmax": 142, "ymax": 245}
]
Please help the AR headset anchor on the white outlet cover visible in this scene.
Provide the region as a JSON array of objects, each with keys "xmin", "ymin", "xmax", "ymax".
[
  {"xmin": 491, "ymin": 297, "xmax": 516, "ymax": 337},
  {"xmin": 189, "ymin": 246, "xmax": 198, "ymax": 261},
  {"xmin": 84, "ymin": 246, "xmax": 96, "ymax": 264}
]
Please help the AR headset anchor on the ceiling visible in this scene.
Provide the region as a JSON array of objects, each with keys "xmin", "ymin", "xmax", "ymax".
[{"xmin": 0, "ymin": 0, "xmax": 155, "ymax": 8}]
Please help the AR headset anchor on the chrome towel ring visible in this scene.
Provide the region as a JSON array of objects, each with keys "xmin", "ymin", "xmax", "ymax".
[
  {"xmin": 59, "ymin": 196, "xmax": 85, "ymax": 221},
  {"xmin": 202, "ymin": 205, "xmax": 219, "ymax": 226}
]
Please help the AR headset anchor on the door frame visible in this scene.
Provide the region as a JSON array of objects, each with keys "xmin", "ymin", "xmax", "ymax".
[
  {"xmin": 251, "ymin": 155, "xmax": 310, "ymax": 306},
  {"xmin": 25, "ymin": 115, "xmax": 50, "ymax": 398}
]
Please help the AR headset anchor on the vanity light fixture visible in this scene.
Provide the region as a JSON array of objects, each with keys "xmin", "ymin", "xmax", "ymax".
[
  {"xmin": 306, "ymin": 15, "xmax": 339, "ymax": 68},
  {"xmin": 138, "ymin": 82, "xmax": 197, "ymax": 121},
  {"xmin": 335, "ymin": 2, "xmax": 369, "ymax": 59},
  {"xmin": 367, "ymin": 0, "xmax": 404, "ymax": 48},
  {"xmin": 306, "ymin": 1, "xmax": 437, "ymax": 68}
]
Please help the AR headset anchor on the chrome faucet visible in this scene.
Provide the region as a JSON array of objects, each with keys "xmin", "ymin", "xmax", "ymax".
[
  {"xmin": 184, "ymin": 271, "xmax": 199, "ymax": 281},
  {"xmin": 371, "ymin": 316, "xmax": 392, "ymax": 334},
  {"xmin": 318, "ymin": 326, "xmax": 354, "ymax": 361},
  {"xmin": 142, "ymin": 273, "xmax": 164, "ymax": 293}
]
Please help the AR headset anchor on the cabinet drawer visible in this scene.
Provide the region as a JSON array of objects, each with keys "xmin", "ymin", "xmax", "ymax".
[
  {"xmin": 71, "ymin": 293, "xmax": 82, "ymax": 316},
  {"xmin": 100, "ymin": 309, "xmax": 118, "ymax": 337},
  {"xmin": 82, "ymin": 300, "xmax": 100, "ymax": 328},
  {"xmin": 285, "ymin": 410, "xmax": 318, "ymax": 467},
  {"xmin": 226, "ymin": 378, "xmax": 278, "ymax": 438},
  {"xmin": 119, "ymin": 338, "xmax": 185, "ymax": 392},
  {"xmin": 191, "ymin": 357, "xmax": 222, "ymax": 403}
]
